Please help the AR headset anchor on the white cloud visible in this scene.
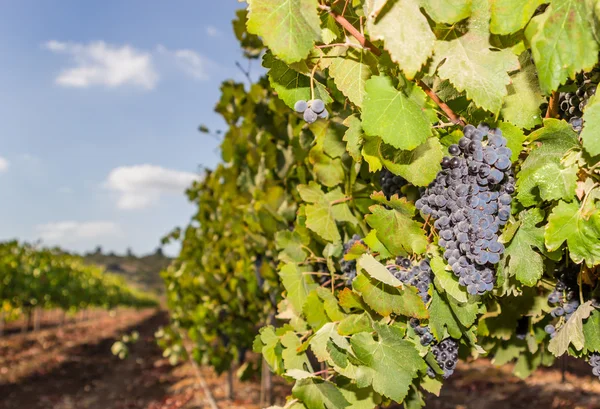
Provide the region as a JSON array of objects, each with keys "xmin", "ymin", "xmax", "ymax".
[
  {"xmin": 157, "ymin": 45, "xmax": 214, "ymax": 81},
  {"xmin": 0, "ymin": 157, "xmax": 9, "ymax": 172},
  {"xmin": 43, "ymin": 40, "xmax": 158, "ymax": 89},
  {"xmin": 105, "ymin": 164, "xmax": 200, "ymax": 210},
  {"xmin": 206, "ymin": 26, "xmax": 220, "ymax": 37},
  {"xmin": 36, "ymin": 221, "xmax": 120, "ymax": 242}
]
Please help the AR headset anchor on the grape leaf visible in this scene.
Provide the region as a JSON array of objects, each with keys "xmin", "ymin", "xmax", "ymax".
[
  {"xmin": 545, "ymin": 200, "xmax": 600, "ymax": 267},
  {"xmin": 303, "ymin": 290, "xmax": 330, "ymax": 330},
  {"xmin": 497, "ymin": 121, "xmax": 526, "ymax": 162},
  {"xmin": 361, "ymin": 135, "xmax": 383, "ymax": 172},
  {"xmin": 516, "ymin": 119, "xmax": 579, "ymax": 207},
  {"xmin": 316, "ymin": 287, "xmax": 346, "ymax": 321},
  {"xmin": 379, "ymin": 138, "xmax": 444, "ymax": 187},
  {"xmin": 502, "ymin": 208, "xmax": 546, "ymax": 286},
  {"xmin": 433, "ymin": 0, "xmax": 519, "ymax": 113},
  {"xmin": 298, "ymin": 182, "xmax": 327, "ymax": 204},
  {"xmin": 329, "ymin": 47, "xmax": 378, "ymax": 107},
  {"xmin": 583, "ymin": 310, "xmax": 600, "ymax": 353},
  {"xmin": 353, "ymin": 274, "xmax": 429, "ymax": 319},
  {"xmin": 548, "ymin": 301, "xmax": 595, "ymax": 356},
  {"xmin": 490, "ymin": 0, "xmax": 544, "ymax": 35},
  {"xmin": 280, "ymin": 264, "xmax": 318, "ymax": 314},
  {"xmin": 581, "ymin": 95, "xmax": 600, "ymax": 157},
  {"xmin": 338, "ymin": 313, "xmax": 372, "ymax": 336},
  {"xmin": 513, "ymin": 351, "xmax": 543, "ymax": 379},
  {"xmin": 343, "ymin": 115, "xmax": 364, "ymax": 162},
  {"xmin": 430, "ymin": 256, "xmax": 468, "ymax": 303},
  {"xmin": 428, "ymin": 291, "xmax": 463, "ymax": 340},
  {"xmin": 264, "ymin": 53, "xmax": 332, "ymax": 109},
  {"xmin": 492, "ymin": 343, "xmax": 526, "ymax": 366},
  {"xmin": 364, "ymin": 0, "xmax": 435, "ymax": 79},
  {"xmin": 309, "ymin": 145, "xmax": 345, "ymax": 187},
  {"xmin": 276, "ymin": 230, "xmax": 309, "ymax": 263},
  {"xmin": 247, "ymin": 0, "xmax": 321, "ymax": 64},
  {"xmin": 501, "ymin": 53, "xmax": 545, "ymax": 130},
  {"xmin": 357, "ymin": 254, "xmax": 403, "ymax": 287},
  {"xmin": 448, "ymin": 296, "xmax": 479, "ymax": 328},
  {"xmin": 305, "ymin": 202, "xmax": 341, "ymax": 242},
  {"xmin": 292, "ymin": 378, "xmax": 350, "ymax": 409},
  {"xmin": 258, "ymin": 326, "xmax": 284, "ymax": 373},
  {"xmin": 282, "ymin": 331, "xmax": 313, "ymax": 371},
  {"xmin": 525, "ymin": 0, "xmax": 599, "ymax": 94},
  {"xmin": 338, "ymin": 383, "xmax": 381, "ymax": 409},
  {"xmin": 362, "ymin": 76, "xmax": 432, "ymax": 151},
  {"xmin": 365, "ymin": 205, "xmax": 428, "ymax": 256},
  {"xmin": 421, "ymin": 0, "xmax": 471, "ymax": 24},
  {"xmin": 350, "ymin": 323, "xmax": 426, "ymax": 402},
  {"xmin": 310, "ymin": 322, "xmax": 351, "ymax": 362}
]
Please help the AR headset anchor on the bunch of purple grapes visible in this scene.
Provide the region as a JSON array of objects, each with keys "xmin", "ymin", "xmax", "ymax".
[
  {"xmin": 387, "ymin": 257, "xmax": 433, "ymax": 304},
  {"xmin": 340, "ymin": 234, "xmax": 364, "ymax": 285},
  {"xmin": 380, "ymin": 168, "xmax": 406, "ymax": 199},
  {"xmin": 415, "ymin": 123, "xmax": 515, "ymax": 295},
  {"xmin": 294, "ymin": 99, "xmax": 328, "ymax": 123},
  {"xmin": 544, "ymin": 269, "xmax": 580, "ymax": 337},
  {"xmin": 428, "ymin": 338, "xmax": 459, "ymax": 379}
]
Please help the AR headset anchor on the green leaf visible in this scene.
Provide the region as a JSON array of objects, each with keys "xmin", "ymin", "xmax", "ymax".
[
  {"xmin": 298, "ymin": 182, "xmax": 327, "ymax": 204},
  {"xmin": 365, "ymin": 205, "xmax": 428, "ymax": 256},
  {"xmin": 280, "ymin": 264, "xmax": 318, "ymax": 314},
  {"xmin": 361, "ymin": 135, "xmax": 383, "ymax": 172},
  {"xmin": 264, "ymin": 53, "xmax": 332, "ymax": 109},
  {"xmin": 310, "ymin": 322, "xmax": 351, "ymax": 362},
  {"xmin": 364, "ymin": 0, "xmax": 435, "ymax": 79},
  {"xmin": 497, "ymin": 121, "xmax": 526, "ymax": 162},
  {"xmin": 282, "ymin": 331, "xmax": 313, "ymax": 371},
  {"xmin": 492, "ymin": 343, "xmax": 526, "ymax": 366},
  {"xmin": 357, "ymin": 254, "xmax": 403, "ymax": 287},
  {"xmin": 428, "ymin": 290, "xmax": 463, "ymax": 340},
  {"xmin": 329, "ymin": 47, "xmax": 378, "ymax": 107},
  {"xmin": 362, "ymin": 76, "xmax": 432, "ymax": 151},
  {"xmin": 350, "ymin": 323, "xmax": 426, "ymax": 402},
  {"xmin": 258, "ymin": 326, "xmax": 284, "ymax": 373},
  {"xmin": 303, "ymin": 290, "xmax": 330, "ymax": 331},
  {"xmin": 353, "ymin": 274, "xmax": 428, "ymax": 319},
  {"xmin": 583, "ymin": 310, "xmax": 600, "ymax": 353},
  {"xmin": 247, "ymin": 0, "xmax": 321, "ymax": 64},
  {"xmin": 309, "ymin": 145, "xmax": 345, "ymax": 187},
  {"xmin": 545, "ymin": 200, "xmax": 600, "ymax": 267},
  {"xmin": 513, "ymin": 351, "xmax": 542, "ymax": 379},
  {"xmin": 448, "ymin": 296, "xmax": 479, "ymax": 328},
  {"xmin": 379, "ymin": 138, "xmax": 444, "ymax": 187},
  {"xmin": 490, "ymin": 0, "xmax": 544, "ymax": 34},
  {"xmin": 316, "ymin": 287, "xmax": 346, "ymax": 321},
  {"xmin": 338, "ymin": 383, "xmax": 381, "ymax": 409},
  {"xmin": 305, "ymin": 202, "xmax": 340, "ymax": 242},
  {"xmin": 276, "ymin": 231, "xmax": 309, "ymax": 263},
  {"xmin": 501, "ymin": 53, "xmax": 545, "ymax": 130},
  {"xmin": 502, "ymin": 208, "xmax": 546, "ymax": 286},
  {"xmin": 292, "ymin": 378, "xmax": 350, "ymax": 409},
  {"xmin": 526, "ymin": 0, "xmax": 599, "ymax": 94},
  {"xmin": 421, "ymin": 0, "xmax": 471, "ymax": 24},
  {"xmin": 516, "ymin": 119, "xmax": 579, "ymax": 207},
  {"xmin": 548, "ymin": 301, "xmax": 595, "ymax": 356},
  {"xmin": 433, "ymin": 0, "xmax": 519, "ymax": 113},
  {"xmin": 338, "ymin": 313, "xmax": 372, "ymax": 335},
  {"xmin": 430, "ymin": 256, "xmax": 468, "ymax": 303},
  {"xmin": 343, "ymin": 115, "xmax": 364, "ymax": 162},
  {"xmin": 580, "ymin": 95, "xmax": 600, "ymax": 157}
]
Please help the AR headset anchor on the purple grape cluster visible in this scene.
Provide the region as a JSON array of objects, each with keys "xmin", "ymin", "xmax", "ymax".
[
  {"xmin": 415, "ymin": 123, "xmax": 515, "ymax": 295},
  {"xmin": 544, "ymin": 271, "xmax": 580, "ymax": 338},
  {"xmin": 380, "ymin": 168, "xmax": 406, "ymax": 200},
  {"xmin": 387, "ymin": 257, "xmax": 432, "ymax": 303},
  {"xmin": 294, "ymin": 99, "xmax": 329, "ymax": 123},
  {"xmin": 589, "ymin": 354, "xmax": 600, "ymax": 379},
  {"xmin": 409, "ymin": 318, "xmax": 434, "ymax": 346},
  {"xmin": 428, "ymin": 338, "xmax": 459, "ymax": 379},
  {"xmin": 340, "ymin": 234, "xmax": 364, "ymax": 285}
]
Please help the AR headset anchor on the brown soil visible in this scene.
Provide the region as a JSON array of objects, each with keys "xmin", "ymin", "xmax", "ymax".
[{"xmin": 2, "ymin": 310, "xmax": 600, "ymax": 409}]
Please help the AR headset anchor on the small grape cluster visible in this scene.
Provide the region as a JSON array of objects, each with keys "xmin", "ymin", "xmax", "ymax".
[
  {"xmin": 415, "ymin": 123, "xmax": 515, "ymax": 295},
  {"xmin": 544, "ymin": 271, "xmax": 580, "ymax": 338},
  {"xmin": 340, "ymin": 234, "xmax": 364, "ymax": 285},
  {"xmin": 380, "ymin": 168, "xmax": 406, "ymax": 199},
  {"xmin": 558, "ymin": 76, "xmax": 598, "ymax": 132},
  {"xmin": 409, "ymin": 318, "xmax": 434, "ymax": 346},
  {"xmin": 294, "ymin": 99, "xmax": 329, "ymax": 123},
  {"xmin": 589, "ymin": 354, "xmax": 600, "ymax": 379},
  {"xmin": 387, "ymin": 257, "xmax": 433, "ymax": 303},
  {"xmin": 428, "ymin": 338, "xmax": 459, "ymax": 379}
]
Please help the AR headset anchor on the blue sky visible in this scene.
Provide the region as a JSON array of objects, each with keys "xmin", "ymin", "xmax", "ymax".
[{"xmin": 0, "ymin": 1, "xmax": 259, "ymax": 256}]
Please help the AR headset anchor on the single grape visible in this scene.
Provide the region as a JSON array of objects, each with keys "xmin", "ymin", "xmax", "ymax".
[
  {"xmin": 310, "ymin": 99, "xmax": 325, "ymax": 114},
  {"xmin": 294, "ymin": 100, "xmax": 308, "ymax": 113},
  {"xmin": 448, "ymin": 144, "xmax": 460, "ymax": 156},
  {"xmin": 304, "ymin": 109, "xmax": 318, "ymax": 123}
]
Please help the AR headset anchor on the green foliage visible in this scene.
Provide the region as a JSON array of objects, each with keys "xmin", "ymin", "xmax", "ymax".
[{"xmin": 162, "ymin": 2, "xmax": 600, "ymax": 408}]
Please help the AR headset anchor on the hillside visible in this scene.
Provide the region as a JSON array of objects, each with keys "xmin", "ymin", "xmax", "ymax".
[{"xmin": 83, "ymin": 247, "xmax": 171, "ymax": 293}]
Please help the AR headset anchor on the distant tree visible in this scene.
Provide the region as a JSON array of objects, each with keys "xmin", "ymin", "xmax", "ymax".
[
  {"xmin": 126, "ymin": 247, "xmax": 135, "ymax": 258},
  {"xmin": 94, "ymin": 246, "xmax": 103, "ymax": 255},
  {"xmin": 154, "ymin": 247, "xmax": 164, "ymax": 257}
]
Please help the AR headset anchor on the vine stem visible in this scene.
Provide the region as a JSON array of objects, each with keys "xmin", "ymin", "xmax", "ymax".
[
  {"xmin": 319, "ymin": 5, "xmax": 465, "ymax": 126},
  {"xmin": 330, "ymin": 196, "xmax": 352, "ymax": 205},
  {"xmin": 546, "ymin": 91, "xmax": 559, "ymax": 118},
  {"xmin": 310, "ymin": 62, "xmax": 319, "ymax": 100}
]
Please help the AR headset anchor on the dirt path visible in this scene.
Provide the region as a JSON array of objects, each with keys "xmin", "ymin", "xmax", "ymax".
[{"xmin": 0, "ymin": 309, "xmax": 181, "ymax": 409}]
